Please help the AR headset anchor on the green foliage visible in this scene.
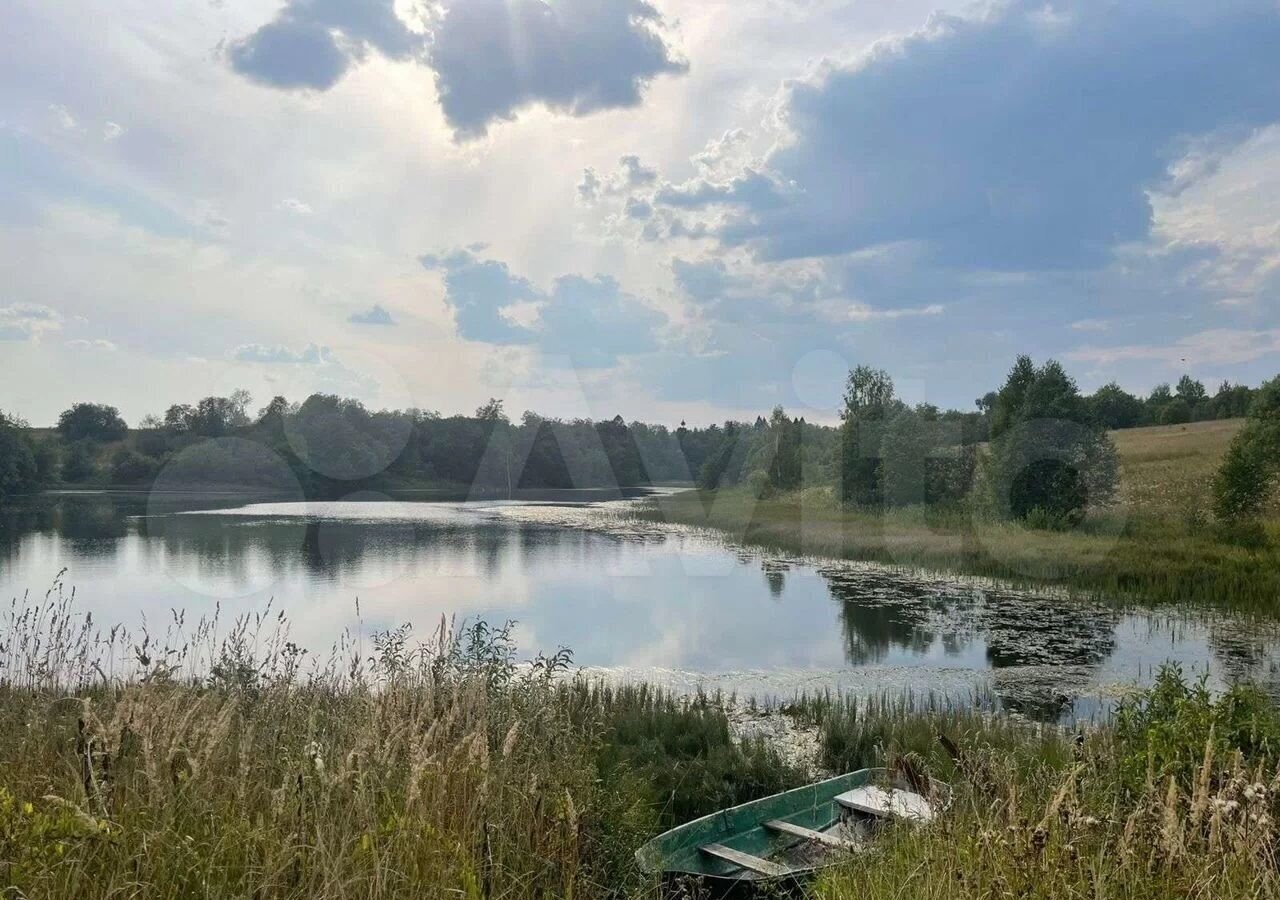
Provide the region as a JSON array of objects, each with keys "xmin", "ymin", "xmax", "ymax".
[
  {"xmin": 29, "ymin": 438, "xmax": 60, "ymax": 483},
  {"xmin": 1176, "ymin": 374, "xmax": 1208, "ymax": 406},
  {"xmin": 986, "ymin": 358, "xmax": 1119, "ymax": 523},
  {"xmin": 818, "ymin": 678, "xmax": 1280, "ymax": 900},
  {"xmin": 742, "ymin": 406, "xmax": 804, "ymax": 493},
  {"xmin": 591, "ymin": 686, "xmax": 807, "ymax": 830},
  {"xmin": 879, "ymin": 409, "xmax": 976, "ymax": 508},
  {"xmin": 1213, "ymin": 375, "xmax": 1280, "ymax": 523},
  {"xmin": 0, "ymin": 599, "xmax": 814, "ymax": 900},
  {"xmin": 989, "ymin": 354, "xmax": 1038, "ymax": 439},
  {"xmin": 108, "ymin": 448, "xmax": 157, "ymax": 484},
  {"xmin": 56, "ymin": 403, "xmax": 127, "ymax": 443},
  {"xmin": 1159, "ymin": 397, "xmax": 1192, "ymax": 425},
  {"xmin": 1113, "ymin": 666, "xmax": 1280, "ymax": 795},
  {"xmin": 0, "ymin": 416, "xmax": 38, "ymax": 498},
  {"xmin": 839, "ymin": 366, "xmax": 903, "ymax": 505},
  {"xmin": 60, "ymin": 441, "xmax": 98, "ymax": 483},
  {"xmin": 696, "ymin": 423, "xmax": 750, "ymax": 489},
  {"xmin": 1088, "ymin": 381, "xmax": 1144, "ymax": 429}
]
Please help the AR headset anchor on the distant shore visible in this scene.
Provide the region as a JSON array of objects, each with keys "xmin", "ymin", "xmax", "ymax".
[{"xmin": 638, "ymin": 421, "xmax": 1280, "ymax": 616}]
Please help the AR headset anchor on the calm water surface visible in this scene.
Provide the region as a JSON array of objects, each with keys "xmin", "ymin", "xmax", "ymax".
[{"xmin": 3, "ymin": 491, "xmax": 1279, "ymax": 720}]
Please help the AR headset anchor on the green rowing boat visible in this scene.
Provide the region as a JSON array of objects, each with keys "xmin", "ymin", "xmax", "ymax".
[{"xmin": 635, "ymin": 767, "xmax": 947, "ymax": 884}]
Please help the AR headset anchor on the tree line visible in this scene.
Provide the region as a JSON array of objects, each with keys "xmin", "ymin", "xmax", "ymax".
[
  {"xmin": 0, "ymin": 394, "xmax": 732, "ymax": 499},
  {"xmin": 0, "ymin": 365, "xmax": 1276, "ymax": 527}
]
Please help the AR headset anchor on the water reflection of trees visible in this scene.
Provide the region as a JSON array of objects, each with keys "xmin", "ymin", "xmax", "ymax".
[
  {"xmin": 824, "ymin": 570, "xmax": 958, "ymax": 665},
  {"xmin": 0, "ymin": 494, "xmax": 139, "ymax": 561},
  {"xmin": 1209, "ymin": 622, "xmax": 1280, "ymax": 701},
  {"xmin": 761, "ymin": 562, "xmax": 788, "ymax": 598},
  {"xmin": 822, "ymin": 567, "xmax": 1122, "ymax": 721}
]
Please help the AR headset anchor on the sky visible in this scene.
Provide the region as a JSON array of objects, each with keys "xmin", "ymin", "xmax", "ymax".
[{"xmin": 2, "ymin": 0, "xmax": 1279, "ymax": 427}]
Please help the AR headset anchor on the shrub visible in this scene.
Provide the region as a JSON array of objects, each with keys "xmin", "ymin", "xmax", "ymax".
[
  {"xmin": 60, "ymin": 441, "xmax": 98, "ymax": 482},
  {"xmin": 1113, "ymin": 666, "xmax": 1280, "ymax": 795},
  {"xmin": 1158, "ymin": 398, "xmax": 1192, "ymax": 425},
  {"xmin": 109, "ymin": 448, "xmax": 157, "ymax": 484},
  {"xmin": 1213, "ymin": 375, "xmax": 1280, "ymax": 523},
  {"xmin": 0, "ymin": 425, "xmax": 37, "ymax": 498}
]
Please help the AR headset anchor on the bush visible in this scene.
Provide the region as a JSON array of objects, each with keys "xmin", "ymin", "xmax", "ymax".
[
  {"xmin": 109, "ymin": 448, "xmax": 157, "ymax": 484},
  {"xmin": 745, "ymin": 468, "xmax": 772, "ymax": 499},
  {"xmin": 1023, "ymin": 505, "xmax": 1075, "ymax": 531},
  {"xmin": 1113, "ymin": 666, "xmax": 1280, "ymax": 795},
  {"xmin": 61, "ymin": 441, "xmax": 98, "ymax": 482},
  {"xmin": 987, "ymin": 419, "xmax": 1118, "ymax": 524},
  {"xmin": 1212, "ymin": 375, "xmax": 1280, "ymax": 523},
  {"xmin": 984, "ymin": 358, "xmax": 1119, "ymax": 524},
  {"xmin": 30, "ymin": 439, "xmax": 60, "ymax": 483},
  {"xmin": 1158, "ymin": 398, "xmax": 1192, "ymax": 425},
  {"xmin": 0, "ymin": 425, "xmax": 37, "ymax": 498}
]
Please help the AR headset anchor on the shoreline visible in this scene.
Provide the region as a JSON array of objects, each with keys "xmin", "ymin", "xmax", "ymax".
[{"xmin": 635, "ymin": 487, "xmax": 1280, "ymax": 616}]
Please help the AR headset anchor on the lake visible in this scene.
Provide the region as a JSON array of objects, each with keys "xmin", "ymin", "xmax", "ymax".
[{"xmin": 3, "ymin": 490, "xmax": 1279, "ymax": 720}]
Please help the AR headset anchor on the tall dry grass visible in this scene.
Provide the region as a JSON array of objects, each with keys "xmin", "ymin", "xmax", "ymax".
[
  {"xmin": 6, "ymin": 581, "xmax": 1280, "ymax": 898},
  {"xmin": 0, "ymin": 579, "xmax": 809, "ymax": 898},
  {"xmin": 817, "ymin": 669, "xmax": 1280, "ymax": 899}
]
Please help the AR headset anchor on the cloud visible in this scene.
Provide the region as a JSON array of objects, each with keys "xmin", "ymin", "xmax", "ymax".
[
  {"xmin": 227, "ymin": 0, "xmax": 420, "ymax": 91},
  {"xmin": 277, "ymin": 197, "xmax": 313, "ymax": 215},
  {"xmin": 429, "ymin": 0, "xmax": 686, "ymax": 137},
  {"xmin": 655, "ymin": 168, "xmax": 787, "ymax": 211},
  {"xmin": 348, "ymin": 304, "xmax": 395, "ymax": 325},
  {"xmin": 102, "ymin": 122, "xmax": 124, "ymax": 142},
  {"xmin": 420, "ymin": 250, "xmax": 540, "ymax": 345},
  {"xmin": 1066, "ymin": 329, "xmax": 1280, "ymax": 367},
  {"xmin": 65, "ymin": 338, "xmax": 118, "ymax": 351},
  {"xmin": 48, "ymin": 104, "xmax": 77, "ymax": 131},
  {"xmin": 227, "ymin": 0, "xmax": 685, "ymax": 138},
  {"xmin": 671, "ymin": 253, "xmax": 944, "ymax": 326},
  {"xmin": 624, "ymin": 197, "xmax": 653, "ymax": 220},
  {"xmin": 579, "ymin": 154, "xmax": 660, "ymax": 203},
  {"xmin": 422, "ymin": 249, "xmax": 665, "ymax": 367},
  {"xmin": 653, "ymin": 0, "xmax": 1280, "ymax": 270},
  {"xmin": 0, "ymin": 304, "xmax": 63, "ymax": 342},
  {"xmin": 234, "ymin": 342, "xmax": 335, "ymax": 364},
  {"xmin": 538, "ymin": 273, "xmax": 665, "ymax": 366}
]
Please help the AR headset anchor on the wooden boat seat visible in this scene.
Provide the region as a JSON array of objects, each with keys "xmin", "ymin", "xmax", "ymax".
[
  {"xmin": 763, "ymin": 819, "xmax": 859, "ymax": 850},
  {"xmin": 698, "ymin": 843, "xmax": 791, "ymax": 877},
  {"xmin": 835, "ymin": 785, "xmax": 935, "ymax": 822}
]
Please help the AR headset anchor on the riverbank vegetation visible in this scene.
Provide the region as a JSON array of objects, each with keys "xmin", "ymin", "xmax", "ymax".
[
  {"xmin": 640, "ymin": 423, "xmax": 1280, "ymax": 613},
  {"xmin": 0, "ymin": 363, "xmax": 1269, "ymax": 502},
  {"xmin": 4, "ymin": 596, "xmax": 1280, "ymax": 898},
  {"xmin": 644, "ymin": 363, "xmax": 1280, "ymax": 615},
  {"xmin": 5, "ymin": 360, "xmax": 1278, "ymax": 613}
]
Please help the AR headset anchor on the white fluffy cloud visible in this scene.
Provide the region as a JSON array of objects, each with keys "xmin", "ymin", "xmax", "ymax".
[
  {"xmin": 234, "ymin": 343, "xmax": 335, "ymax": 365},
  {"xmin": 0, "ymin": 303, "xmax": 62, "ymax": 342}
]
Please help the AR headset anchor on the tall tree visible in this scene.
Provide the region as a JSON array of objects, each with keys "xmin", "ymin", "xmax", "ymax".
[
  {"xmin": 1176, "ymin": 375, "xmax": 1207, "ymax": 406},
  {"xmin": 839, "ymin": 366, "xmax": 901, "ymax": 505},
  {"xmin": 57, "ymin": 403, "xmax": 127, "ymax": 443}
]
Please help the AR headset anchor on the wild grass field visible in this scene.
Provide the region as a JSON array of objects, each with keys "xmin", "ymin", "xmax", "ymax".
[
  {"xmin": 3, "ymin": 587, "xmax": 1280, "ymax": 899},
  {"xmin": 640, "ymin": 420, "xmax": 1280, "ymax": 615}
]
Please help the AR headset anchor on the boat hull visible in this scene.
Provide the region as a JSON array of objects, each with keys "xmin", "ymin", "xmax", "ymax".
[{"xmin": 636, "ymin": 767, "xmax": 934, "ymax": 882}]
